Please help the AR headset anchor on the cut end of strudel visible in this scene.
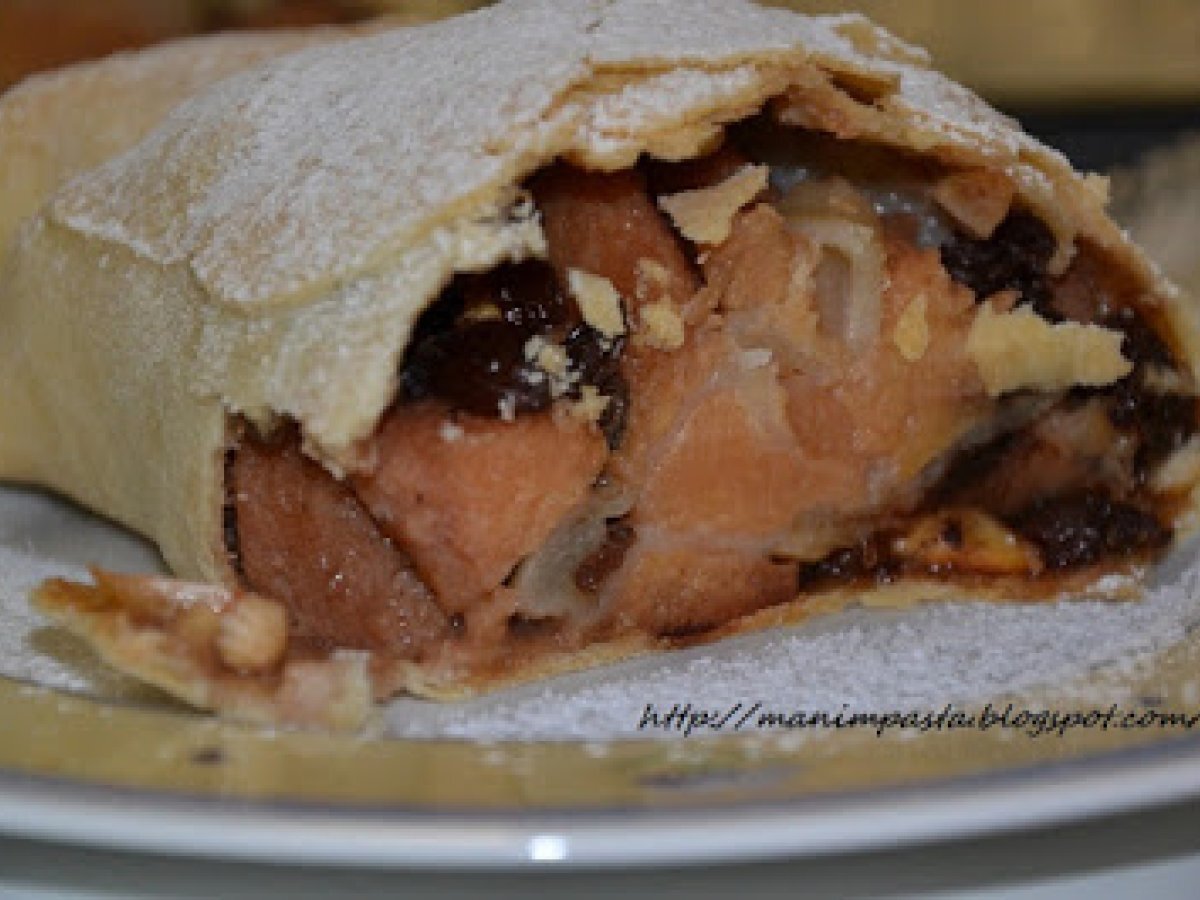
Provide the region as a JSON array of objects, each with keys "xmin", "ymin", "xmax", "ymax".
[{"xmin": 5, "ymin": 0, "xmax": 1199, "ymax": 729}]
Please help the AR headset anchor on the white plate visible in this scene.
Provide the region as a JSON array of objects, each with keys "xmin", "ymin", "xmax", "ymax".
[{"xmin": 3, "ymin": 485, "xmax": 1200, "ymax": 869}]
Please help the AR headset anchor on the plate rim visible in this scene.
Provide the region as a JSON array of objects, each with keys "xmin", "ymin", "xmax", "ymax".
[{"xmin": 4, "ymin": 724, "xmax": 1200, "ymax": 869}]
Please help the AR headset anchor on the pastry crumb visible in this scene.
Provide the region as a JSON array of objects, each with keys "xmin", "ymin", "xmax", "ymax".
[
  {"xmin": 634, "ymin": 257, "xmax": 675, "ymax": 303},
  {"xmin": 215, "ymin": 596, "xmax": 287, "ymax": 675},
  {"xmin": 568, "ymin": 385, "xmax": 612, "ymax": 423},
  {"xmin": 893, "ymin": 293, "xmax": 930, "ymax": 361},
  {"xmin": 658, "ymin": 164, "xmax": 769, "ymax": 245},
  {"xmin": 1083, "ymin": 173, "xmax": 1110, "ymax": 205},
  {"xmin": 636, "ymin": 301, "xmax": 686, "ymax": 351},
  {"xmin": 967, "ymin": 301, "xmax": 1131, "ymax": 397},
  {"xmin": 568, "ymin": 269, "xmax": 626, "ymax": 339},
  {"xmin": 523, "ymin": 334, "xmax": 577, "ymax": 398}
]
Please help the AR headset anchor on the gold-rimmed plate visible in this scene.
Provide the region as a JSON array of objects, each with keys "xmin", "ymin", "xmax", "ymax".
[
  {"xmin": 2, "ymin": 0, "xmax": 1200, "ymax": 873},
  {"xmin": 3, "ymin": 482, "xmax": 1200, "ymax": 868}
]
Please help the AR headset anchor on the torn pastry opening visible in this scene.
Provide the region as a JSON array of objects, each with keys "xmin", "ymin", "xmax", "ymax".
[{"xmin": 206, "ymin": 105, "xmax": 1198, "ymax": 693}]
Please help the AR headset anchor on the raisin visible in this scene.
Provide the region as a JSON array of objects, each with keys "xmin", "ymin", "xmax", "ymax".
[
  {"xmin": 596, "ymin": 374, "xmax": 630, "ymax": 449},
  {"xmin": 924, "ymin": 429, "xmax": 1019, "ymax": 507},
  {"xmin": 401, "ymin": 260, "xmax": 629, "ymax": 426},
  {"xmin": 482, "ymin": 262, "xmax": 574, "ymax": 332},
  {"xmin": 403, "ymin": 319, "xmax": 551, "ymax": 415},
  {"xmin": 1104, "ymin": 306, "xmax": 1175, "ymax": 369},
  {"xmin": 1109, "ymin": 383, "xmax": 1197, "ymax": 477},
  {"xmin": 1009, "ymin": 490, "xmax": 1170, "ymax": 570},
  {"xmin": 565, "ymin": 322, "xmax": 628, "ymax": 447},
  {"xmin": 401, "ymin": 262, "xmax": 568, "ymax": 417},
  {"xmin": 940, "ymin": 211, "xmax": 1057, "ymax": 315},
  {"xmin": 1137, "ymin": 393, "xmax": 1197, "ymax": 472},
  {"xmin": 1097, "ymin": 307, "xmax": 1197, "ymax": 478},
  {"xmin": 506, "ymin": 615, "xmax": 557, "ymax": 639},
  {"xmin": 796, "ymin": 538, "xmax": 897, "ymax": 590},
  {"xmin": 941, "ymin": 518, "xmax": 964, "ymax": 549}
]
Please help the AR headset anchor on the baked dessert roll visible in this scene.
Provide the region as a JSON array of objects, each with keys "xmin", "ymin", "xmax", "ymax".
[{"xmin": 3, "ymin": 0, "xmax": 1198, "ymax": 728}]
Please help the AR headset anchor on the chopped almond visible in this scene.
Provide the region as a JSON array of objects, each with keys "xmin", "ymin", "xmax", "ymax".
[
  {"xmin": 932, "ymin": 169, "xmax": 1015, "ymax": 239},
  {"xmin": 524, "ymin": 334, "xmax": 569, "ymax": 378}
]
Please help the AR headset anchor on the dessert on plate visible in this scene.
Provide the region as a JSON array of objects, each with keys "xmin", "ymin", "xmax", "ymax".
[{"xmin": 1, "ymin": 0, "xmax": 1197, "ymax": 728}]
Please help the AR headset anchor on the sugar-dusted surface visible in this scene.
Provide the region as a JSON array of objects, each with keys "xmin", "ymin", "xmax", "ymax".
[
  {"xmin": 3, "ymin": 483, "xmax": 1198, "ymax": 742},
  {"xmin": 0, "ymin": 486, "xmax": 165, "ymax": 697},
  {"xmin": 48, "ymin": 0, "xmax": 1062, "ymax": 310},
  {"xmin": 382, "ymin": 571, "xmax": 1200, "ymax": 742}
]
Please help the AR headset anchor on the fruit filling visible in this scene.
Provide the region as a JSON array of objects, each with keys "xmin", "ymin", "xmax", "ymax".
[{"xmin": 222, "ymin": 111, "xmax": 1199, "ymax": 673}]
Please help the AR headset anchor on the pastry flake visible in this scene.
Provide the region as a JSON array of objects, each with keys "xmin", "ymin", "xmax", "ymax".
[
  {"xmin": 657, "ymin": 164, "xmax": 770, "ymax": 245},
  {"xmin": 967, "ymin": 301, "xmax": 1132, "ymax": 397},
  {"xmin": 34, "ymin": 570, "xmax": 373, "ymax": 730}
]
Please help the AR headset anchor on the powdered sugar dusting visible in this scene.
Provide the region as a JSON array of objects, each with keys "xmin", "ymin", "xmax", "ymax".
[
  {"xmin": 0, "ymin": 547, "xmax": 92, "ymax": 691},
  {"xmin": 4, "ymin": 484, "xmax": 1199, "ymax": 741},
  {"xmin": 51, "ymin": 0, "xmax": 597, "ymax": 305},
  {"xmin": 47, "ymin": 0, "xmax": 1081, "ymax": 310},
  {"xmin": 574, "ymin": 64, "xmax": 763, "ymax": 159},
  {"xmin": 22, "ymin": 0, "xmax": 1125, "ymax": 481},
  {"xmin": 0, "ymin": 487, "xmax": 164, "ymax": 695},
  {"xmin": 379, "ymin": 560, "xmax": 1200, "ymax": 741}
]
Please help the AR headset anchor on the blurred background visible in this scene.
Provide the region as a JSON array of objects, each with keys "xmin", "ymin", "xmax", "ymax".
[
  {"xmin": 4, "ymin": 0, "xmax": 1199, "ymax": 165},
  {"xmin": 2, "ymin": 0, "xmax": 1198, "ymax": 289}
]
